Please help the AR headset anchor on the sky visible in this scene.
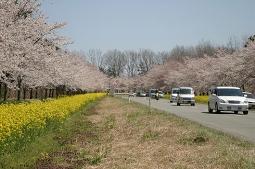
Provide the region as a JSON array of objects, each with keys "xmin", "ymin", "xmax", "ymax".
[{"xmin": 41, "ymin": 0, "xmax": 255, "ymax": 53}]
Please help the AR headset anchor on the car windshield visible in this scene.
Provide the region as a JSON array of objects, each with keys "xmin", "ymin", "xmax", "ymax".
[
  {"xmin": 218, "ymin": 89, "xmax": 243, "ymax": 96},
  {"xmin": 172, "ymin": 90, "xmax": 179, "ymax": 94},
  {"xmin": 246, "ymin": 93, "xmax": 255, "ymax": 99},
  {"xmin": 150, "ymin": 90, "xmax": 156, "ymax": 93},
  {"xmin": 179, "ymin": 88, "xmax": 192, "ymax": 94}
]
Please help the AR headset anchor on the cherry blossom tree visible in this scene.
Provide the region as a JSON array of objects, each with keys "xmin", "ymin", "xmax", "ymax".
[
  {"xmin": 235, "ymin": 39, "xmax": 255, "ymax": 91},
  {"xmin": 1, "ymin": 0, "xmax": 254, "ymax": 101},
  {"xmin": 138, "ymin": 46, "xmax": 254, "ymax": 94},
  {"xmin": 0, "ymin": 0, "xmax": 108, "ymax": 101}
]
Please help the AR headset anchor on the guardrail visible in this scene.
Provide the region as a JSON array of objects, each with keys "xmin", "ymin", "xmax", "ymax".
[{"xmin": 114, "ymin": 93, "xmax": 131, "ymax": 96}]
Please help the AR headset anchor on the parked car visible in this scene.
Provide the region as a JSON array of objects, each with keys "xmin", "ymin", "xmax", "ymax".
[
  {"xmin": 176, "ymin": 87, "xmax": 195, "ymax": 106},
  {"xmin": 208, "ymin": 87, "xmax": 248, "ymax": 115},
  {"xmin": 243, "ymin": 92, "xmax": 255, "ymax": 109},
  {"xmin": 139, "ymin": 91, "xmax": 146, "ymax": 97},
  {"xmin": 170, "ymin": 88, "xmax": 179, "ymax": 103},
  {"xmin": 159, "ymin": 91, "xmax": 164, "ymax": 98},
  {"xmin": 128, "ymin": 92, "xmax": 136, "ymax": 97}
]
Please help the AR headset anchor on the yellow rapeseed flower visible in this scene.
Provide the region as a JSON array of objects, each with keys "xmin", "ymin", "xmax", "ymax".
[{"xmin": 0, "ymin": 93, "xmax": 106, "ymax": 150}]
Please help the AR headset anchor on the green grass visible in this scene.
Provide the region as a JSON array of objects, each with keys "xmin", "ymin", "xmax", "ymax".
[{"xmin": 0, "ymin": 97, "xmax": 105, "ymax": 168}]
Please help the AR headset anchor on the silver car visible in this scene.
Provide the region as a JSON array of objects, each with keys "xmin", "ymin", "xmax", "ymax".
[
  {"xmin": 139, "ymin": 92, "xmax": 146, "ymax": 97},
  {"xmin": 208, "ymin": 87, "xmax": 249, "ymax": 115},
  {"xmin": 170, "ymin": 88, "xmax": 179, "ymax": 103},
  {"xmin": 243, "ymin": 92, "xmax": 255, "ymax": 109},
  {"xmin": 128, "ymin": 92, "xmax": 136, "ymax": 97},
  {"xmin": 159, "ymin": 91, "xmax": 164, "ymax": 98}
]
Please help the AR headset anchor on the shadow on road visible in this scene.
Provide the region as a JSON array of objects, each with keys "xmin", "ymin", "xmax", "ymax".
[{"xmin": 201, "ymin": 111, "xmax": 247, "ymax": 115}]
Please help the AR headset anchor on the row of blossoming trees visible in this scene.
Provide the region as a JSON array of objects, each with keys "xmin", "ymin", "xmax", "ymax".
[
  {"xmin": 113, "ymin": 38, "xmax": 255, "ymax": 95},
  {"xmin": 1, "ymin": 1, "xmax": 254, "ymax": 101},
  {"xmin": 0, "ymin": 0, "xmax": 108, "ymax": 101}
]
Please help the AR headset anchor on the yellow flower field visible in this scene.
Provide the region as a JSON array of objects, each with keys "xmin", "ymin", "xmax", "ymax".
[
  {"xmin": 0, "ymin": 93, "xmax": 106, "ymax": 151},
  {"xmin": 195, "ymin": 95, "xmax": 209, "ymax": 103}
]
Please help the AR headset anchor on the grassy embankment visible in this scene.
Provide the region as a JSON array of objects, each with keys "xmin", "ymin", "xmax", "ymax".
[{"xmin": 1, "ymin": 95, "xmax": 254, "ymax": 168}]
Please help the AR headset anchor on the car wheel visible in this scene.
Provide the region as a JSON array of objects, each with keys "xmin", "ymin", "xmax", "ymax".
[
  {"xmin": 191, "ymin": 104, "xmax": 195, "ymax": 106},
  {"xmin": 243, "ymin": 111, "xmax": 248, "ymax": 115},
  {"xmin": 170, "ymin": 101, "xmax": 173, "ymax": 103},
  {"xmin": 215, "ymin": 103, "xmax": 220, "ymax": 113},
  {"xmin": 208, "ymin": 103, "xmax": 213, "ymax": 113},
  {"xmin": 234, "ymin": 111, "xmax": 238, "ymax": 114}
]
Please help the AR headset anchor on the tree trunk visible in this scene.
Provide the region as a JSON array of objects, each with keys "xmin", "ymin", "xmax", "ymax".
[
  {"xmin": 45, "ymin": 89, "xmax": 47, "ymax": 99},
  {"xmin": 30, "ymin": 89, "xmax": 33, "ymax": 99},
  {"xmin": 35, "ymin": 89, "xmax": 38, "ymax": 99},
  {"xmin": 51, "ymin": 89, "xmax": 54, "ymax": 98},
  {"xmin": 241, "ymin": 84, "xmax": 245, "ymax": 92},
  {"xmin": 49, "ymin": 89, "xmax": 53, "ymax": 98},
  {"xmin": 0, "ymin": 82, "xmax": 2, "ymax": 100},
  {"xmin": 41, "ymin": 89, "xmax": 43, "ymax": 100},
  {"xmin": 23, "ymin": 88, "xmax": 26, "ymax": 100},
  {"xmin": 17, "ymin": 76, "xmax": 22, "ymax": 101},
  {"xmin": 4, "ymin": 83, "xmax": 7, "ymax": 101},
  {"xmin": 17, "ymin": 89, "xmax": 21, "ymax": 101},
  {"xmin": 56, "ymin": 87, "xmax": 59, "ymax": 98}
]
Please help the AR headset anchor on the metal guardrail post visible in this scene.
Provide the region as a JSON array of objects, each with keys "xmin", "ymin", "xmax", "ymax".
[{"xmin": 149, "ymin": 97, "xmax": 151, "ymax": 113}]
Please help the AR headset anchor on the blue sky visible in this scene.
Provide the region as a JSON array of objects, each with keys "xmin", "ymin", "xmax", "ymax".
[{"xmin": 41, "ymin": 0, "xmax": 255, "ymax": 53}]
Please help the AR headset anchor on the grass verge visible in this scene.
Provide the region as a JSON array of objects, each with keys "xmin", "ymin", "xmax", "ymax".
[{"xmin": 1, "ymin": 96, "xmax": 254, "ymax": 168}]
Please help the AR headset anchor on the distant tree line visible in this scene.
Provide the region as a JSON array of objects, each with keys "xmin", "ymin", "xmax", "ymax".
[
  {"xmin": 81, "ymin": 37, "xmax": 246, "ymax": 78},
  {"xmin": 113, "ymin": 35, "xmax": 255, "ymax": 95}
]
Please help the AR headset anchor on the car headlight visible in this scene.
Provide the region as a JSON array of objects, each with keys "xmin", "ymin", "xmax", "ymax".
[
  {"xmin": 218, "ymin": 99, "xmax": 225, "ymax": 103},
  {"xmin": 244, "ymin": 99, "xmax": 248, "ymax": 104}
]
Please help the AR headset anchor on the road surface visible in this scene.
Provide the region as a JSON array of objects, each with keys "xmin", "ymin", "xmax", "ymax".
[{"xmin": 125, "ymin": 96, "xmax": 255, "ymax": 144}]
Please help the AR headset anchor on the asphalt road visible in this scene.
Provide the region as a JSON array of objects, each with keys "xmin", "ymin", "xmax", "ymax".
[{"xmin": 124, "ymin": 96, "xmax": 255, "ymax": 144}]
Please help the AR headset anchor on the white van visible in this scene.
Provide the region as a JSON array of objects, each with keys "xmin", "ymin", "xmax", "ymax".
[
  {"xmin": 170, "ymin": 88, "xmax": 179, "ymax": 103},
  {"xmin": 176, "ymin": 87, "xmax": 195, "ymax": 106}
]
